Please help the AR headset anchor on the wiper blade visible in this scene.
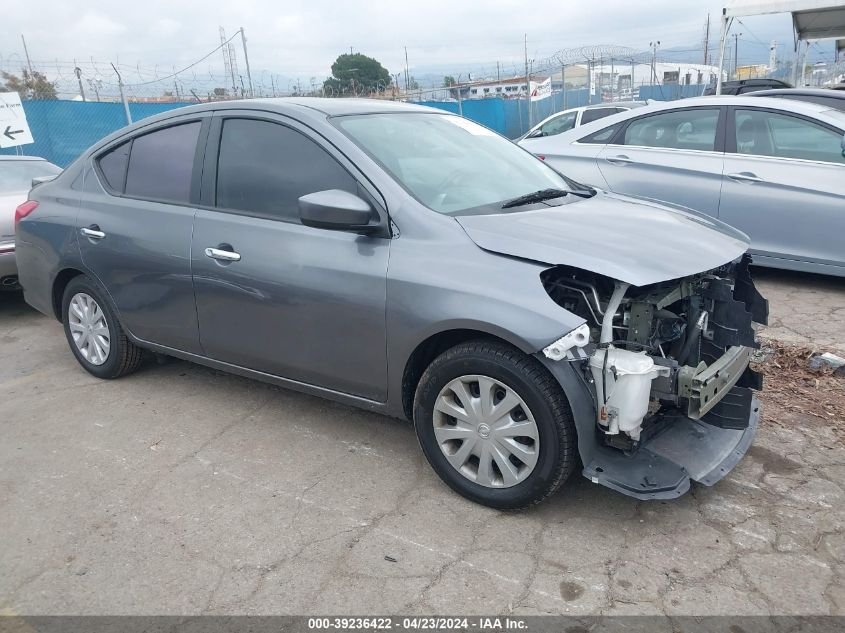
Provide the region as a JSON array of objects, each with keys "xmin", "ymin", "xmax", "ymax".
[
  {"xmin": 501, "ymin": 188, "xmax": 569, "ymax": 209},
  {"xmin": 567, "ymin": 185, "xmax": 596, "ymax": 199}
]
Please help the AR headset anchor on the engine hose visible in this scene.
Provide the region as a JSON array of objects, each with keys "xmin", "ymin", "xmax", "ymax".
[{"xmin": 678, "ymin": 311, "xmax": 707, "ymax": 365}]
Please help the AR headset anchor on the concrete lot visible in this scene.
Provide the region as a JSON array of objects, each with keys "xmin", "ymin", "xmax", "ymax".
[{"xmin": 1, "ymin": 268, "xmax": 844, "ymax": 616}]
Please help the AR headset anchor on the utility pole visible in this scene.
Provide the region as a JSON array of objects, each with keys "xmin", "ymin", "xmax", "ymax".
[
  {"xmin": 240, "ymin": 27, "xmax": 254, "ymax": 98},
  {"xmin": 703, "ymin": 14, "xmax": 711, "ymax": 66},
  {"xmin": 732, "ymin": 32, "xmax": 743, "ymax": 78},
  {"xmin": 561, "ymin": 62, "xmax": 566, "ymax": 110},
  {"xmin": 111, "ymin": 63, "xmax": 132, "ymax": 125},
  {"xmin": 74, "ymin": 63, "xmax": 86, "ymax": 101},
  {"xmin": 21, "ymin": 35, "xmax": 34, "ymax": 77},
  {"xmin": 524, "ymin": 33, "xmax": 532, "ymax": 127},
  {"xmin": 496, "ymin": 61, "xmax": 500, "ymax": 82},
  {"xmin": 404, "ymin": 47, "xmax": 410, "ymax": 92},
  {"xmin": 650, "ymin": 41, "xmax": 660, "ymax": 86}
]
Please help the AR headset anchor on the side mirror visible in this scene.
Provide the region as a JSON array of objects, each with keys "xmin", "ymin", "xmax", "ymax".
[
  {"xmin": 841, "ymin": 133, "xmax": 845, "ymax": 157},
  {"xmin": 298, "ymin": 189, "xmax": 378, "ymax": 234},
  {"xmin": 527, "ymin": 129, "xmax": 544, "ymax": 138}
]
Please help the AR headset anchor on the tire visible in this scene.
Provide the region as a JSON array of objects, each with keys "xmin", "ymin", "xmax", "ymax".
[
  {"xmin": 413, "ymin": 339, "xmax": 577, "ymax": 509},
  {"xmin": 61, "ymin": 275, "xmax": 143, "ymax": 379}
]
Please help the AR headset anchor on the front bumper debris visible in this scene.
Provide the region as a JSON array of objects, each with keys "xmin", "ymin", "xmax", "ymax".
[{"xmin": 582, "ymin": 397, "xmax": 759, "ymax": 500}]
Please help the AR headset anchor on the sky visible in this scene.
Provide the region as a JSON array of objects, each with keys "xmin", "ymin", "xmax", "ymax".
[{"xmin": 0, "ymin": 0, "xmax": 838, "ymax": 97}]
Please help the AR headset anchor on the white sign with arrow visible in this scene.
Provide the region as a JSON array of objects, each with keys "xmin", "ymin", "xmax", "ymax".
[{"xmin": 0, "ymin": 92, "xmax": 35, "ymax": 149}]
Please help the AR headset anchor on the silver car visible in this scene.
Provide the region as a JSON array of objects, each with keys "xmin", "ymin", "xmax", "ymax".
[
  {"xmin": 16, "ymin": 98, "xmax": 767, "ymax": 508},
  {"xmin": 517, "ymin": 101, "xmax": 646, "ymax": 141},
  {"xmin": 520, "ymin": 96, "xmax": 845, "ymax": 276},
  {"xmin": 0, "ymin": 156, "xmax": 61, "ymax": 288}
]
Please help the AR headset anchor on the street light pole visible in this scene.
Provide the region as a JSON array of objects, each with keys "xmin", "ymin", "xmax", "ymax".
[{"xmin": 732, "ymin": 32, "xmax": 743, "ymax": 79}]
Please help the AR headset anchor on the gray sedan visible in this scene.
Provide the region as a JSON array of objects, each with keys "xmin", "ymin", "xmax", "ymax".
[
  {"xmin": 520, "ymin": 96, "xmax": 845, "ymax": 276},
  {"xmin": 16, "ymin": 98, "xmax": 767, "ymax": 508}
]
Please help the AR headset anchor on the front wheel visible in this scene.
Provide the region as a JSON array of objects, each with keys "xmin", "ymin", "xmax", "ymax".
[{"xmin": 413, "ymin": 340, "xmax": 577, "ymax": 509}]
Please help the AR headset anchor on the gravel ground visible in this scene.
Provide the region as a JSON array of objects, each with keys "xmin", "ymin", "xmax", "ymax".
[{"xmin": 0, "ymin": 267, "xmax": 843, "ymax": 616}]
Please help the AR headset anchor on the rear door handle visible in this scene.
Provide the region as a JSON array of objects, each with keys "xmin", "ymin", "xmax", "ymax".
[
  {"xmin": 80, "ymin": 226, "xmax": 106, "ymax": 240},
  {"xmin": 204, "ymin": 247, "xmax": 241, "ymax": 262},
  {"xmin": 605, "ymin": 154, "xmax": 633, "ymax": 165},
  {"xmin": 727, "ymin": 172, "xmax": 763, "ymax": 183}
]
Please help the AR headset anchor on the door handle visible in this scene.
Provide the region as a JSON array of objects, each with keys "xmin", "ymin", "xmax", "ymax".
[
  {"xmin": 204, "ymin": 247, "xmax": 241, "ymax": 262},
  {"xmin": 80, "ymin": 226, "xmax": 106, "ymax": 240},
  {"xmin": 605, "ymin": 154, "xmax": 633, "ymax": 165},
  {"xmin": 727, "ymin": 172, "xmax": 763, "ymax": 183}
]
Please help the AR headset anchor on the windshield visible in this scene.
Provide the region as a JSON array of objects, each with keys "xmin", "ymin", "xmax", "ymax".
[
  {"xmin": 334, "ymin": 113, "xmax": 577, "ymax": 215},
  {"xmin": 0, "ymin": 160, "xmax": 61, "ymax": 192}
]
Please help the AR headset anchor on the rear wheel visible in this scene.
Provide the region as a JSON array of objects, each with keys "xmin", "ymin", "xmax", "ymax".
[
  {"xmin": 61, "ymin": 276, "xmax": 143, "ymax": 379},
  {"xmin": 413, "ymin": 340, "xmax": 577, "ymax": 509}
]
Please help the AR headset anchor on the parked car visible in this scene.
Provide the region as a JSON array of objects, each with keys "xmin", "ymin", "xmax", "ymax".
[
  {"xmin": 520, "ymin": 96, "xmax": 845, "ymax": 276},
  {"xmin": 747, "ymin": 87, "xmax": 845, "ymax": 111},
  {"xmin": 0, "ymin": 156, "xmax": 61, "ymax": 289},
  {"xmin": 517, "ymin": 101, "xmax": 646, "ymax": 141},
  {"xmin": 16, "ymin": 99, "xmax": 767, "ymax": 508},
  {"xmin": 704, "ymin": 78, "xmax": 792, "ymax": 95}
]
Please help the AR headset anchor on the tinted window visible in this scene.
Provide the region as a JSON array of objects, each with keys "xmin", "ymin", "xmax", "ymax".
[
  {"xmin": 97, "ymin": 141, "xmax": 130, "ymax": 192},
  {"xmin": 537, "ymin": 111, "xmax": 576, "ymax": 137},
  {"xmin": 580, "ymin": 108, "xmax": 617, "ymax": 125},
  {"xmin": 124, "ymin": 122, "xmax": 201, "ymax": 203},
  {"xmin": 734, "ymin": 109, "xmax": 845, "ymax": 164},
  {"xmin": 578, "ymin": 123, "xmax": 620, "ymax": 144},
  {"xmin": 624, "ymin": 109, "xmax": 720, "ymax": 151},
  {"xmin": 216, "ymin": 118, "xmax": 357, "ymax": 221}
]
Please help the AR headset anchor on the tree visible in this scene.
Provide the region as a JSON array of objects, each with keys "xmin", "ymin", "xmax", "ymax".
[
  {"xmin": 1, "ymin": 70, "xmax": 58, "ymax": 100},
  {"xmin": 443, "ymin": 76, "xmax": 457, "ymax": 87},
  {"xmin": 323, "ymin": 53, "xmax": 391, "ymax": 96}
]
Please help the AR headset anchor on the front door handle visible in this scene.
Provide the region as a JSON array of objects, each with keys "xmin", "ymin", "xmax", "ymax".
[
  {"xmin": 727, "ymin": 172, "xmax": 763, "ymax": 183},
  {"xmin": 205, "ymin": 247, "xmax": 241, "ymax": 262},
  {"xmin": 80, "ymin": 226, "xmax": 106, "ymax": 240},
  {"xmin": 605, "ymin": 154, "xmax": 633, "ymax": 165}
]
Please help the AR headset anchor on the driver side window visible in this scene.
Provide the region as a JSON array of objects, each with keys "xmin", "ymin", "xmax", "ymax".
[{"xmin": 538, "ymin": 112, "xmax": 577, "ymax": 137}]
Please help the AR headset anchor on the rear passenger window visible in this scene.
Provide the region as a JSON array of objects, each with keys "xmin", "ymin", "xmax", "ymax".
[
  {"xmin": 215, "ymin": 118, "xmax": 357, "ymax": 222},
  {"xmin": 124, "ymin": 122, "xmax": 201, "ymax": 203},
  {"xmin": 578, "ymin": 123, "xmax": 620, "ymax": 144},
  {"xmin": 623, "ymin": 109, "xmax": 719, "ymax": 151},
  {"xmin": 97, "ymin": 141, "xmax": 130, "ymax": 192},
  {"xmin": 579, "ymin": 108, "xmax": 617, "ymax": 125}
]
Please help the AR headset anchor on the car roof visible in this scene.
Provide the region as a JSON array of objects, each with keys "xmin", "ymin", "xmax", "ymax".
[
  {"xmin": 0, "ymin": 155, "xmax": 50, "ymax": 162},
  {"xmin": 748, "ymin": 88, "xmax": 845, "ymax": 99},
  {"xmin": 584, "ymin": 101, "xmax": 645, "ymax": 109},
  {"xmin": 226, "ymin": 97, "xmax": 438, "ymax": 116}
]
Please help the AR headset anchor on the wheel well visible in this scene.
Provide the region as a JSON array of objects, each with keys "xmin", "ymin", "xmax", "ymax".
[
  {"xmin": 52, "ymin": 268, "xmax": 84, "ymax": 321},
  {"xmin": 401, "ymin": 329, "xmax": 509, "ymax": 421}
]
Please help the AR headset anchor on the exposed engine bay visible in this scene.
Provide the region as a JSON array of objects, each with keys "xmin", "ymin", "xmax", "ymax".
[{"xmin": 540, "ymin": 254, "xmax": 769, "ymax": 452}]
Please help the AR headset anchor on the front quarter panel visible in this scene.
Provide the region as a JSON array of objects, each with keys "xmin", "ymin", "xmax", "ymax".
[{"xmin": 385, "ymin": 201, "xmax": 586, "ymax": 416}]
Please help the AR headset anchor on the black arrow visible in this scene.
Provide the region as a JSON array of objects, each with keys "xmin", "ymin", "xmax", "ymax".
[{"xmin": 3, "ymin": 125, "xmax": 24, "ymax": 140}]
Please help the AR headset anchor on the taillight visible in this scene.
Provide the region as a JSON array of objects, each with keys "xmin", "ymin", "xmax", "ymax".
[{"xmin": 14, "ymin": 200, "xmax": 38, "ymax": 226}]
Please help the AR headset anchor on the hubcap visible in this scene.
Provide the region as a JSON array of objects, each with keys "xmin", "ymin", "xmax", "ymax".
[
  {"xmin": 432, "ymin": 374, "xmax": 539, "ymax": 488},
  {"xmin": 68, "ymin": 293, "xmax": 110, "ymax": 366}
]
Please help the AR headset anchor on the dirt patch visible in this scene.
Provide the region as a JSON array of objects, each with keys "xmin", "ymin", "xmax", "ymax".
[{"xmin": 753, "ymin": 339, "xmax": 845, "ymax": 441}]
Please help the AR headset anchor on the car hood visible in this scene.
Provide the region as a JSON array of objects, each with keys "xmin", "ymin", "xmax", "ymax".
[{"xmin": 455, "ymin": 191, "xmax": 750, "ymax": 287}]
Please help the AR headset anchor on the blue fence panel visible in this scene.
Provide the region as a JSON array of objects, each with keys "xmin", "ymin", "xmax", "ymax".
[
  {"xmin": 0, "ymin": 100, "xmax": 192, "ymax": 167},
  {"xmin": 638, "ymin": 84, "xmax": 707, "ymax": 101},
  {"xmin": 415, "ymin": 88, "xmax": 592, "ymax": 139}
]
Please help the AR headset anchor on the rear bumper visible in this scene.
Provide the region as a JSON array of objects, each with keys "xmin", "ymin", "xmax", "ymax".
[
  {"xmin": 0, "ymin": 243, "xmax": 18, "ymax": 282},
  {"xmin": 582, "ymin": 397, "xmax": 759, "ymax": 500}
]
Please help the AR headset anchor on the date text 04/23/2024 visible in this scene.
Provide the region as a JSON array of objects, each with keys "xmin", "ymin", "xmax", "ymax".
[{"xmin": 307, "ymin": 617, "xmax": 528, "ymax": 630}]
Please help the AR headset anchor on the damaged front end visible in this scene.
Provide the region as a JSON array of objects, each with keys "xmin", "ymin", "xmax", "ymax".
[{"xmin": 540, "ymin": 254, "xmax": 768, "ymax": 500}]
